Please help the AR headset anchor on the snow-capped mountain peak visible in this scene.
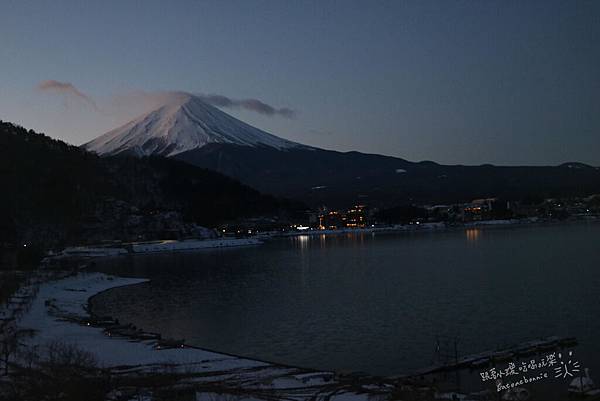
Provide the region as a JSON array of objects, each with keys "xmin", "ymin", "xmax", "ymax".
[{"xmin": 83, "ymin": 92, "xmax": 306, "ymax": 156}]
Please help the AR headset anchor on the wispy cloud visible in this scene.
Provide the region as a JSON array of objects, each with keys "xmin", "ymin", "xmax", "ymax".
[
  {"xmin": 198, "ymin": 94, "xmax": 296, "ymax": 118},
  {"xmin": 109, "ymin": 90, "xmax": 296, "ymax": 119},
  {"xmin": 45, "ymin": 88, "xmax": 301, "ymax": 135},
  {"xmin": 36, "ymin": 80, "xmax": 98, "ymax": 110}
]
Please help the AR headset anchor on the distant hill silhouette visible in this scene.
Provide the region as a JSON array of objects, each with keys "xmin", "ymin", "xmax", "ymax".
[{"xmin": 177, "ymin": 144, "xmax": 600, "ymax": 207}]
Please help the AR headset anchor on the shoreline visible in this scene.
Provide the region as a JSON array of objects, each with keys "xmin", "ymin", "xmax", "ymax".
[
  {"xmin": 46, "ymin": 216, "xmax": 599, "ymax": 261},
  {"xmin": 5, "ymin": 220, "xmax": 596, "ymax": 399},
  {"xmin": 86, "ymin": 280, "xmax": 324, "ymax": 372},
  {"xmin": 9, "ymin": 270, "xmax": 394, "ymax": 400},
  {"xmin": 53, "ymin": 237, "xmax": 263, "ymax": 259},
  {"xmin": 281, "ymin": 216, "xmax": 599, "ymax": 236}
]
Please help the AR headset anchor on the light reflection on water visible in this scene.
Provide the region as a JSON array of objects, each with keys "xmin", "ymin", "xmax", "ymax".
[
  {"xmin": 466, "ymin": 228, "xmax": 481, "ymax": 242},
  {"xmin": 92, "ymin": 222, "xmax": 600, "ymax": 383},
  {"xmin": 296, "ymin": 234, "xmax": 309, "ymax": 250}
]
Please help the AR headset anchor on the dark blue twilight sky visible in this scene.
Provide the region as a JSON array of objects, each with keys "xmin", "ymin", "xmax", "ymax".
[{"xmin": 1, "ymin": 0, "xmax": 598, "ymax": 165}]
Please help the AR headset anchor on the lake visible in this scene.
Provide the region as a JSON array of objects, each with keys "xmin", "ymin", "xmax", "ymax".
[{"xmin": 92, "ymin": 222, "xmax": 600, "ymax": 381}]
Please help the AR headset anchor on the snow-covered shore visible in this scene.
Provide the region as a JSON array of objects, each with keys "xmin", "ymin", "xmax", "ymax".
[
  {"xmin": 57, "ymin": 237, "xmax": 262, "ymax": 258},
  {"xmin": 129, "ymin": 238, "xmax": 262, "ymax": 253},
  {"xmin": 53, "ymin": 218, "xmax": 596, "ymax": 260},
  {"xmin": 11, "ymin": 272, "xmax": 392, "ymax": 400}
]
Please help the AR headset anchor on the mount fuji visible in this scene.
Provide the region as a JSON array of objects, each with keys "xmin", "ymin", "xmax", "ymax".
[
  {"xmin": 83, "ymin": 92, "xmax": 310, "ymax": 157},
  {"xmin": 84, "ymin": 93, "xmax": 600, "ymax": 207}
]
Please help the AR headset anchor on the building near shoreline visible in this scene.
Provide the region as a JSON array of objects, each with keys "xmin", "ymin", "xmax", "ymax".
[{"xmin": 318, "ymin": 205, "xmax": 369, "ymax": 230}]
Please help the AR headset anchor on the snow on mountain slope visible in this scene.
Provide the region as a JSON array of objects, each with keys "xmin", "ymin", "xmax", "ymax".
[{"xmin": 83, "ymin": 92, "xmax": 308, "ymax": 156}]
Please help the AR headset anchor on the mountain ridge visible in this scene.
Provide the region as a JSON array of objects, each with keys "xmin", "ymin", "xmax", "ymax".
[
  {"xmin": 83, "ymin": 94, "xmax": 600, "ymax": 207},
  {"xmin": 174, "ymin": 143, "xmax": 600, "ymax": 207}
]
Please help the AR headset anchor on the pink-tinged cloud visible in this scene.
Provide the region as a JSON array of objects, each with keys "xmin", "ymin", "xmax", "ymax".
[{"xmin": 37, "ymin": 80, "xmax": 98, "ymax": 110}]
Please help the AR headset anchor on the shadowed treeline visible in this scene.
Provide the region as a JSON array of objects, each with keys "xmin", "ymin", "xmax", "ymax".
[{"xmin": 0, "ymin": 121, "xmax": 302, "ymax": 252}]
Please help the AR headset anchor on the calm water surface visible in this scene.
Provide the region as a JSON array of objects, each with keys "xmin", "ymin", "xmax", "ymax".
[{"xmin": 92, "ymin": 222, "xmax": 600, "ymax": 378}]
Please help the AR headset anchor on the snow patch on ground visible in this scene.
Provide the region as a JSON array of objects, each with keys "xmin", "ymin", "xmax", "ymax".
[
  {"xmin": 13, "ymin": 272, "xmax": 392, "ymax": 400},
  {"xmin": 18, "ymin": 273, "xmax": 263, "ymax": 370}
]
